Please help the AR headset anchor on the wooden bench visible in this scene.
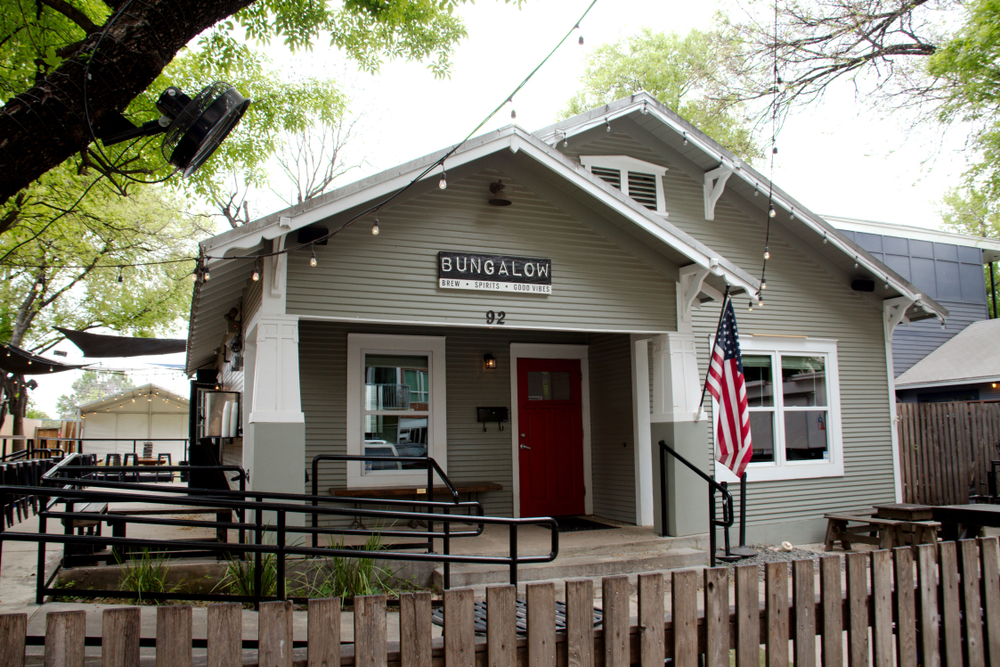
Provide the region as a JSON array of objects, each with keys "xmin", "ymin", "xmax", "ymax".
[
  {"xmin": 60, "ymin": 501, "xmax": 108, "ymax": 529},
  {"xmin": 824, "ymin": 511, "xmax": 940, "ymax": 552}
]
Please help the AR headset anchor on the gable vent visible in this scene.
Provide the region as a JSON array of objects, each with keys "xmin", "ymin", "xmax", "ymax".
[
  {"xmin": 628, "ymin": 171, "xmax": 658, "ymax": 210},
  {"xmin": 591, "ymin": 166, "xmax": 622, "ymax": 191}
]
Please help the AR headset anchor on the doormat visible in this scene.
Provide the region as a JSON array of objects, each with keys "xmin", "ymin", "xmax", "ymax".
[
  {"xmin": 431, "ymin": 598, "xmax": 602, "ymax": 634},
  {"xmin": 555, "ymin": 516, "xmax": 617, "ymax": 532}
]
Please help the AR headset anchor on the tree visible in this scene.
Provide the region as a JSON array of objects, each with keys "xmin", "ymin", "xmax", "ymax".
[
  {"xmin": 0, "ymin": 164, "xmax": 205, "ymax": 433},
  {"xmin": 56, "ymin": 371, "xmax": 136, "ymax": 418},
  {"xmin": 0, "ymin": 0, "xmax": 477, "ymax": 209},
  {"xmin": 563, "ymin": 28, "xmax": 763, "ymax": 161},
  {"xmin": 939, "ymin": 185, "xmax": 1000, "ymax": 317}
]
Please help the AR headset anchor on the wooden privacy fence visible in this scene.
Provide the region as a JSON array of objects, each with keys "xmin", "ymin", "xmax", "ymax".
[
  {"xmin": 897, "ymin": 401, "xmax": 1000, "ymax": 504},
  {"xmin": 2, "ymin": 538, "xmax": 999, "ymax": 667}
]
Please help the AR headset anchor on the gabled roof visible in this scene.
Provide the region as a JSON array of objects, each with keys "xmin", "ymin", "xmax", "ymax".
[
  {"xmin": 895, "ymin": 319, "xmax": 1000, "ymax": 389},
  {"xmin": 77, "ymin": 383, "xmax": 188, "ymax": 414},
  {"xmin": 537, "ymin": 92, "xmax": 947, "ymax": 325},
  {"xmin": 188, "ymin": 124, "xmax": 762, "ymax": 371},
  {"xmin": 824, "ymin": 215, "xmax": 1000, "ymax": 263}
]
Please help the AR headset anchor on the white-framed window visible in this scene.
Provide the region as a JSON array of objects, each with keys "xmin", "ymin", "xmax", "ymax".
[
  {"xmin": 714, "ymin": 336, "xmax": 844, "ymax": 483},
  {"xmin": 579, "ymin": 155, "xmax": 669, "ymax": 214},
  {"xmin": 346, "ymin": 333, "xmax": 447, "ymax": 487}
]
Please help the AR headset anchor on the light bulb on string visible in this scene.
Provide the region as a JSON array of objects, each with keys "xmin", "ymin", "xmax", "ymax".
[
  {"xmin": 372, "ymin": 218, "xmax": 380, "ymax": 236},
  {"xmin": 117, "ymin": 267, "xmax": 123, "ymax": 283},
  {"xmin": 251, "ymin": 260, "xmax": 260, "ymax": 282},
  {"xmin": 438, "ymin": 171, "xmax": 447, "ymax": 190},
  {"xmin": 562, "ymin": 134, "xmax": 568, "ymax": 148},
  {"xmin": 761, "ymin": 279, "xmax": 767, "ymax": 290},
  {"xmin": 757, "ymin": 295, "xmax": 764, "ymax": 307},
  {"xmin": 764, "ymin": 247, "xmax": 770, "ymax": 260},
  {"xmin": 203, "ymin": 267, "xmax": 211, "ymax": 281},
  {"xmin": 748, "ymin": 301, "xmax": 754, "ymax": 312},
  {"xmin": 884, "ymin": 277, "xmax": 889, "ymax": 289},
  {"xmin": 854, "ymin": 257, "xmax": 859, "ymax": 269},
  {"xmin": 641, "ymin": 102, "xmax": 648, "ymax": 115},
  {"xmin": 605, "ymin": 118, "xmax": 611, "ymax": 133},
  {"xmin": 309, "ymin": 246, "xmax": 317, "ymax": 267},
  {"xmin": 789, "ymin": 209, "xmax": 795, "ymax": 221},
  {"xmin": 682, "ymin": 133, "xmax": 688, "ymax": 146},
  {"xmin": 823, "ymin": 233, "xmax": 828, "ymax": 244},
  {"xmin": 754, "ymin": 186, "xmax": 759, "ymax": 197},
  {"xmin": 768, "ymin": 204, "xmax": 776, "ymax": 218}
]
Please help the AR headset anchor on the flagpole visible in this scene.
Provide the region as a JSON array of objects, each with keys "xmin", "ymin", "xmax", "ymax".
[{"xmin": 697, "ymin": 284, "xmax": 731, "ymax": 415}]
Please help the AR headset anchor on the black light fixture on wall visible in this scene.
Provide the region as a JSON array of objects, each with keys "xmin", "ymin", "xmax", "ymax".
[
  {"xmin": 488, "ymin": 180, "xmax": 512, "ymax": 206},
  {"xmin": 483, "ymin": 353, "xmax": 497, "ymax": 370},
  {"xmin": 97, "ymin": 82, "xmax": 250, "ymax": 177}
]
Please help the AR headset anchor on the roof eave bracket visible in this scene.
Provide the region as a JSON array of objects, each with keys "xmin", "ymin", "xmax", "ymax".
[{"xmin": 703, "ymin": 164, "xmax": 734, "ymax": 221}]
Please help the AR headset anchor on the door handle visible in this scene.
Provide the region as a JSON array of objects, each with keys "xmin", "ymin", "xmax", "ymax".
[{"xmin": 519, "ymin": 444, "xmax": 531, "ymax": 450}]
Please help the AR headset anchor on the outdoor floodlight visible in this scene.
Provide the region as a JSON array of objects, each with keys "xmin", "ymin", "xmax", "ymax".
[{"xmin": 98, "ymin": 82, "xmax": 250, "ymax": 177}]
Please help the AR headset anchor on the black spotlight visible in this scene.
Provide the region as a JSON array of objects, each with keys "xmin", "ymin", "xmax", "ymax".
[{"xmin": 98, "ymin": 82, "xmax": 250, "ymax": 177}]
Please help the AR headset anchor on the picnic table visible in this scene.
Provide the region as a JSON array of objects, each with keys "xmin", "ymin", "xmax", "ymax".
[
  {"xmin": 932, "ymin": 503, "xmax": 1000, "ymax": 540},
  {"xmin": 824, "ymin": 505, "xmax": 940, "ymax": 552}
]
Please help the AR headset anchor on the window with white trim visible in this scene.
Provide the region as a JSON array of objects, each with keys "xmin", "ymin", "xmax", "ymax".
[
  {"xmin": 579, "ymin": 155, "xmax": 669, "ymax": 214},
  {"xmin": 346, "ymin": 334, "xmax": 447, "ymax": 487},
  {"xmin": 714, "ymin": 336, "xmax": 844, "ymax": 482}
]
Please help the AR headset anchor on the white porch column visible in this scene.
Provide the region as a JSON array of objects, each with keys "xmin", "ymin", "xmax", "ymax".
[
  {"xmin": 884, "ymin": 296, "xmax": 917, "ymax": 503},
  {"xmin": 648, "ymin": 331, "xmax": 709, "ymax": 536}
]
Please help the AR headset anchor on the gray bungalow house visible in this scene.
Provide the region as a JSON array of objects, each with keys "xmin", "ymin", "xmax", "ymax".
[{"xmin": 185, "ymin": 92, "xmax": 946, "ymax": 543}]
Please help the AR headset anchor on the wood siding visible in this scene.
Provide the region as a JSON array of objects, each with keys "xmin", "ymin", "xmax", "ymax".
[
  {"xmin": 562, "ymin": 126, "xmax": 900, "ymax": 538},
  {"xmin": 588, "ymin": 334, "xmax": 637, "ymax": 523},
  {"xmin": 300, "ymin": 321, "xmax": 634, "ymax": 520},
  {"xmin": 285, "ymin": 168, "xmax": 676, "ymax": 334}
]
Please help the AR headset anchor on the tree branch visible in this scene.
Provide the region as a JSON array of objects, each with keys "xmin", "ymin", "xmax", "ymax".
[{"xmin": 38, "ymin": 0, "xmax": 99, "ymax": 34}]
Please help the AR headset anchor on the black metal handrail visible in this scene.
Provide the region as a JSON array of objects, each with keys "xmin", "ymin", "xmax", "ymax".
[
  {"xmin": 0, "ymin": 449, "xmax": 66, "ymax": 462},
  {"xmin": 311, "ymin": 453, "xmax": 472, "ymax": 589},
  {"xmin": 0, "ymin": 482, "xmax": 558, "ymax": 607},
  {"xmin": 658, "ymin": 440, "xmax": 734, "ymax": 566}
]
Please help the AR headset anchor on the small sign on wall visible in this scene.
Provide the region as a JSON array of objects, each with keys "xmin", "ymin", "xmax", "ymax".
[{"xmin": 438, "ymin": 251, "xmax": 552, "ymax": 294}]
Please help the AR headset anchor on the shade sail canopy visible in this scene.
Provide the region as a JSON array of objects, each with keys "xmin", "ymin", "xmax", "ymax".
[
  {"xmin": 0, "ymin": 344, "xmax": 86, "ymax": 375},
  {"xmin": 56, "ymin": 327, "xmax": 186, "ymax": 358}
]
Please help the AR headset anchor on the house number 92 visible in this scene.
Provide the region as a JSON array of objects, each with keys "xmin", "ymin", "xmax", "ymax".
[{"xmin": 486, "ymin": 310, "xmax": 506, "ymax": 325}]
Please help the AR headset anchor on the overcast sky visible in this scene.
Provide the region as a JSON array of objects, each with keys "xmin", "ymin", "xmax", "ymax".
[{"xmin": 27, "ymin": 0, "xmax": 969, "ymax": 417}]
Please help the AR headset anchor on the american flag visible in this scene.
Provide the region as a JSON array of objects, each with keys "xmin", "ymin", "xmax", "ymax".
[{"xmin": 706, "ymin": 296, "xmax": 753, "ymax": 477}]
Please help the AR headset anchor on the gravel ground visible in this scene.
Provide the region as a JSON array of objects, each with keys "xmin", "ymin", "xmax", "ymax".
[{"xmin": 717, "ymin": 543, "xmax": 865, "ymax": 580}]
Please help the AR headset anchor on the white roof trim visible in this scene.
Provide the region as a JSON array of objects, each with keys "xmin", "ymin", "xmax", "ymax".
[
  {"xmin": 539, "ymin": 92, "xmax": 948, "ymax": 323},
  {"xmin": 824, "ymin": 214, "xmax": 1000, "ymax": 262},
  {"xmin": 199, "ymin": 126, "xmax": 758, "ymax": 296},
  {"xmin": 895, "ymin": 377, "xmax": 1000, "ymax": 390}
]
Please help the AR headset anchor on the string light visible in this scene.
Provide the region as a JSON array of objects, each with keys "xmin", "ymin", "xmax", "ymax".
[
  {"xmin": 768, "ymin": 204, "xmax": 776, "ymax": 218},
  {"xmin": 754, "ymin": 185, "xmax": 759, "ymax": 197},
  {"xmin": 757, "ymin": 294, "xmax": 764, "ymax": 307},
  {"xmin": 438, "ymin": 171, "xmax": 447, "ymax": 190},
  {"xmin": 884, "ymin": 277, "xmax": 889, "ymax": 289},
  {"xmin": 372, "ymin": 218, "xmax": 380, "ymax": 236},
  {"xmin": 605, "ymin": 118, "xmax": 611, "ymax": 133},
  {"xmin": 251, "ymin": 260, "xmax": 260, "ymax": 282},
  {"xmin": 309, "ymin": 246, "xmax": 317, "ymax": 267},
  {"xmin": 203, "ymin": 266, "xmax": 210, "ymax": 281},
  {"xmin": 823, "ymin": 233, "xmax": 828, "ymax": 244},
  {"xmin": 576, "ymin": 24, "xmax": 583, "ymax": 45},
  {"xmin": 854, "ymin": 257, "xmax": 859, "ymax": 268},
  {"xmin": 682, "ymin": 132, "xmax": 688, "ymax": 146},
  {"xmin": 748, "ymin": 301, "xmax": 754, "ymax": 312},
  {"xmin": 509, "ymin": 98, "xmax": 516, "ymax": 120},
  {"xmin": 117, "ymin": 267, "xmax": 123, "ymax": 283},
  {"xmin": 764, "ymin": 247, "xmax": 770, "ymax": 260},
  {"xmin": 761, "ymin": 280, "xmax": 767, "ymax": 290},
  {"xmin": 789, "ymin": 209, "xmax": 795, "ymax": 220},
  {"xmin": 641, "ymin": 101, "xmax": 648, "ymax": 115}
]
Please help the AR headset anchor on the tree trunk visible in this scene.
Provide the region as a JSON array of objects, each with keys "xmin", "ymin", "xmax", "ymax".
[{"xmin": 0, "ymin": 0, "xmax": 256, "ymax": 207}]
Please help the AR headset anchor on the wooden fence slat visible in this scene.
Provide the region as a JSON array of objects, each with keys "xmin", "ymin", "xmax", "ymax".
[
  {"xmin": 979, "ymin": 537, "xmax": 1000, "ymax": 667},
  {"xmin": 259, "ymin": 601, "xmax": 294, "ymax": 667},
  {"xmin": 870, "ymin": 550, "xmax": 893, "ymax": 667},
  {"xmin": 637, "ymin": 573, "xmax": 664, "ymax": 667},
  {"xmin": 355, "ymin": 595, "xmax": 388, "ymax": 667},
  {"xmin": 445, "ymin": 588, "xmax": 474, "ymax": 667},
  {"xmin": 671, "ymin": 570, "xmax": 698, "ymax": 667},
  {"xmin": 792, "ymin": 559, "xmax": 815, "ymax": 667},
  {"xmin": 102, "ymin": 607, "xmax": 140, "ymax": 667},
  {"xmin": 486, "ymin": 586, "xmax": 516, "ymax": 667},
  {"xmin": 916, "ymin": 544, "xmax": 941, "ymax": 667},
  {"xmin": 845, "ymin": 552, "xmax": 869, "ymax": 667},
  {"xmin": 703, "ymin": 568, "xmax": 729, "ymax": 667},
  {"xmin": 819, "ymin": 555, "xmax": 843, "ymax": 667},
  {"xmin": 899, "ymin": 404, "xmax": 911, "ymax": 502},
  {"xmin": 600, "ymin": 576, "xmax": 627, "ymax": 667},
  {"xmin": 893, "ymin": 547, "xmax": 917, "ymax": 667},
  {"xmin": 308, "ymin": 598, "xmax": 342, "ymax": 667},
  {"xmin": 527, "ymin": 582, "xmax": 556, "ymax": 667},
  {"xmin": 764, "ymin": 561, "xmax": 788, "ymax": 667},
  {"xmin": 565, "ymin": 579, "xmax": 594, "ymax": 667},
  {"xmin": 939, "ymin": 542, "xmax": 963, "ymax": 667},
  {"xmin": 735, "ymin": 564, "xmax": 759, "ymax": 667},
  {"xmin": 0, "ymin": 613, "xmax": 27, "ymax": 667},
  {"xmin": 155, "ymin": 605, "xmax": 192, "ymax": 667},
  {"xmin": 44, "ymin": 610, "xmax": 85, "ymax": 667},
  {"xmin": 207, "ymin": 603, "xmax": 242, "ymax": 667},
  {"xmin": 961, "ymin": 540, "xmax": 986, "ymax": 667}
]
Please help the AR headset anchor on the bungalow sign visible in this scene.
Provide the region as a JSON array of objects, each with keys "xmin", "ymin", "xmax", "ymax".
[{"xmin": 438, "ymin": 251, "xmax": 552, "ymax": 294}]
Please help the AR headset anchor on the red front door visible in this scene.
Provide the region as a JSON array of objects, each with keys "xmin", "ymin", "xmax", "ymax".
[{"xmin": 517, "ymin": 358, "xmax": 585, "ymax": 517}]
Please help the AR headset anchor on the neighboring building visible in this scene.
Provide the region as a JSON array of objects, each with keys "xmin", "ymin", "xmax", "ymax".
[
  {"xmin": 78, "ymin": 383, "xmax": 188, "ymax": 462},
  {"xmin": 829, "ymin": 216, "xmax": 1000, "ymax": 377},
  {"xmin": 185, "ymin": 92, "xmax": 947, "ymax": 543},
  {"xmin": 894, "ymin": 319, "xmax": 1000, "ymax": 402}
]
